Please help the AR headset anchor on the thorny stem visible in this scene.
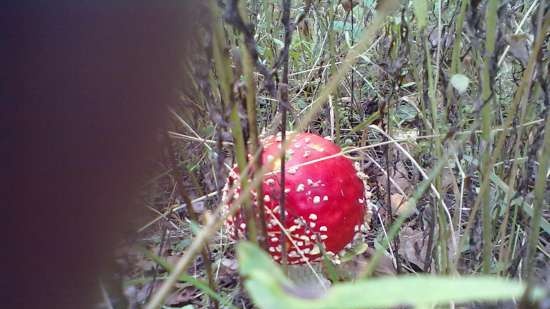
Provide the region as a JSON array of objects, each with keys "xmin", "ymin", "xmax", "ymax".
[
  {"xmin": 239, "ymin": 0, "xmax": 268, "ymax": 249},
  {"xmin": 278, "ymin": 0, "xmax": 292, "ymax": 271},
  {"xmin": 225, "ymin": 0, "xmax": 277, "ymax": 98},
  {"xmin": 211, "ymin": 0, "xmax": 260, "ymax": 245},
  {"xmin": 272, "ymin": 0, "xmax": 313, "ymax": 70}
]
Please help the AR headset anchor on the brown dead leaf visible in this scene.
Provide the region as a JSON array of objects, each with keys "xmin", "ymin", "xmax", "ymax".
[
  {"xmin": 506, "ymin": 34, "xmax": 530, "ymax": 66},
  {"xmin": 377, "ymin": 161, "xmax": 415, "ymax": 196},
  {"xmin": 165, "ymin": 286, "xmax": 201, "ymax": 307},
  {"xmin": 390, "ymin": 193, "xmax": 413, "ymax": 217},
  {"xmin": 398, "ymin": 226, "xmax": 430, "ymax": 270}
]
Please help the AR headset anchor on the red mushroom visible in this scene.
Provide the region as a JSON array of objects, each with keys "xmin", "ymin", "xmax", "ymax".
[{"xmin": 222, "ymin": 132, "xmax": 365, "ymax": 264}]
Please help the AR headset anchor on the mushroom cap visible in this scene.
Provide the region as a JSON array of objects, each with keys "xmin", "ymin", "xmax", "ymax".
[{"xmin": 223, "ymin": 132, "xmax": 365, "ymax": 264}]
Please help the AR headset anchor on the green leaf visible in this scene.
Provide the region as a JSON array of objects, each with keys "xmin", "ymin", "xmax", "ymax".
[
  {"xmin": 350, "ymin": 111, "xmax": 380, "ymax": 133},
  {"xmin": 395, "ymin": 103, "xmax": 418, "ymax": 124},
  {"xmin": 450, "ymin": 74, "xmax": 470, "ymax": 94},
  {"xmin": 413, "ymin": 0, "xmax": 428, "ymax": 29},
  {"xmin": 237, "ymin": 241, "xmax": 291, "ymax": 285},
  {"xmin": 237, "ymin": 241, "xmax": 544, "ymax": 309}
]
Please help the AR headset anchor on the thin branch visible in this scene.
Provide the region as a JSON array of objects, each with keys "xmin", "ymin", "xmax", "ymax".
[
  {"xmin": 224, "ymin": 0, "xmax": 277, "ymax": 98},
  {"xmin": 272, "ymin": 0, "xmax": 313, "ymax": 70},
  {"xmin": 278, "ymin": 0, "xmax": 292, "ymax": 271}
]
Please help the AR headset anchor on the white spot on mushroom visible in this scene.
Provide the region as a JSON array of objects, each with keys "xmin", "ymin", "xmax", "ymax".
[
  {"xmin": 320, "ymin": 235, "xmax": 328, "ymax": 240},
  {"xmin": 273, "ymin": 255, "xmax": 280, "ymax": 260},
  {"xmin": 296, "ymin": 241, "xmax": 304, "ymax": 246},
  {"xmin": 240, "ymin": 223, "xmax": 246, "ymax": 230},
  {"xmin": 310, "ymin": 234, "xmax": 317, "ymax": 240},
  {"xmin": 303, "ymin": 248, "xmax": 311, "ymax": 254},
  {"xmin": 308, "ymin": 214, "xmax": 318, "ymax": 221},
  {"xmin": 284, "ymin": 187, "xmax": 291, "ymax": 193},
  {"xmin": 296, "ymin": 183, "xmax": 305, "ymax": 192},
  {"xmin": 271, "ymin": 237, "xmax": 278, "ymax": 242},
  {"xmin": 267, "ymin": 155, "xmax": 274, "ymax": 162},
  {"xmin": 288, "ymin": 166, "xmax": 297, "ymax": 174},
  {"xmin": 309, "ymin": 222, "xmax": 316, "ymax": 228},
  {"xmin": 276, "ymin": 246, "xmax": 282, "ymax": 252},
  {"xmin": 288, "ymin": 225, "xmax": 299, "ymax": 232},
  {"xmin": 354, "ymin": 225, "xmax": 359, "ymax": 232},
  {"xmin": 303, "ymin": 150, "xmax": 311, "ymax": 158},
  {"xmin": 264, "ymin": 195, "xmax": 271, "ymax": 202},
  {"xmin": 288, "ymin": 251, "xmax": 299, "ymax": 258},
  {"xmin": 294, "ymin": 142, "xmax": 301, "ymax": 148},
  {"xmin": 313, "ymin": 196, "xmax": 321, "ymax": 204},
  {"xmin": 323, "ymin": 195, "xmax": 328, "ymax": 201},
  {"xmin": 319, "ymin": 226, "xmax": 328, "ymax": 232},
  {"xmin": 266, "ymin": 179, "xmax": 275, "ymax": 185},
  {"xmin": 304, "ymin": 137, "xmax": 311, "ymax": 143},
  {"xmin": 358, "ymin": 198, "xmax": 364, "ymax": 203},
  {"xmin": 268, "ymin": 247, "xmax": 275, "ymax": 252}
]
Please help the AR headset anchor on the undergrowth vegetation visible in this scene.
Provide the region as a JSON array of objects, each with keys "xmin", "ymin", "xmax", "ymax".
[{"xmin": 116, "ymin": 0, "xmax": 550, "ymax": 308}]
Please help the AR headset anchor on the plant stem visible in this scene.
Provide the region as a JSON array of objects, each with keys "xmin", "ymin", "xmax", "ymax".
[
  {"xmin": 240, "ymin": 0, "xmax": 268, "ymax": 249},
  {"xmin": 480, "ymin": 0, "xmax": 498, "ymax": 274}
]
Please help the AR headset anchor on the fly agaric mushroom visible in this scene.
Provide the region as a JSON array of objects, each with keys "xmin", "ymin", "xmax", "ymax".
[{"xmin": 222, "ymin": 132, "xmax": 365, "ymax": 264}]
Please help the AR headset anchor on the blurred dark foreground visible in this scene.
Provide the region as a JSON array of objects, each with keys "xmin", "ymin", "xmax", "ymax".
[{"xmin": 1, "ymin": 2, "xmax": 199, "ymax": 308}]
